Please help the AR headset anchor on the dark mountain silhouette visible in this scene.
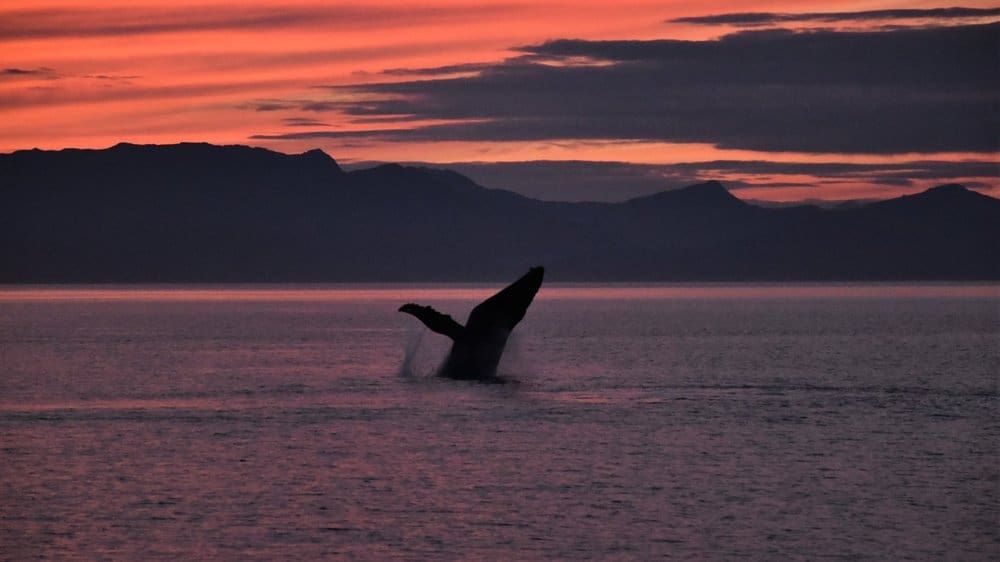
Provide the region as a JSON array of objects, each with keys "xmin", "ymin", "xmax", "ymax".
[{"xmin": 1, "ymin": 143, "xmax": 997, "ymax": 282}]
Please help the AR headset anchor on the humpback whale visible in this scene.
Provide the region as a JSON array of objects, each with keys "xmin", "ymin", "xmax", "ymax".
[{"xmin": 399, "ymin": 266, "xmax": 544, "ymax": 381}]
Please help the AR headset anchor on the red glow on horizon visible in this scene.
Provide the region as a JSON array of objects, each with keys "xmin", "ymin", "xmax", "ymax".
[{"xmin": 2, "ymin": 283, "xmax": 997, "ymax": 303}]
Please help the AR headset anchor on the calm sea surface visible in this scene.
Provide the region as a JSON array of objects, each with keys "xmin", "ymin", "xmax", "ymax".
[{"xmin": 1, "ymin": 284, "xmax": 997, "ymax": 560}]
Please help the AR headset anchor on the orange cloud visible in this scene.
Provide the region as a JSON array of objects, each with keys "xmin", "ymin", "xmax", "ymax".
[{"xmin": 1, "ymin": 0, "xmax": 996, "ymax": 201}]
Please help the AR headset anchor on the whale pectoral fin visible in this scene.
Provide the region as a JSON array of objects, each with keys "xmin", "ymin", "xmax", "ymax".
[
  {"xmin": 398, "ymin": 303, "xmax": 466, "ymax": 341},
  {"xmin": 466, "ymin": 266, "xmax": 544, "ymax": 332}
]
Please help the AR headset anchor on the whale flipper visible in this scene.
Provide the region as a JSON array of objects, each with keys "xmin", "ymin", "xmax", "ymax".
[
  {"xmin": 398, "ymin": 303, "xmax": 465, "ymax": 341},
  {"xmin": 398, "ymin": 266, "xmax": 545, "ymax": 381},
  {"xmin": 466, "ymin": 266, "xmax": 544, "ymax": 334}
]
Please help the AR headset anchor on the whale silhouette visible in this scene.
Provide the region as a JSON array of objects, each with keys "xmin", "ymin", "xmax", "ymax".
[{"xmin": 399, "ymin": 266, "xmax": 544, "ymax": 381}]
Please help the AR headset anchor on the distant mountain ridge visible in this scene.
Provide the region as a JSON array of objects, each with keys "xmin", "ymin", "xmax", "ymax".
[{"xmin": 2, "ymin": 143, "xmax": 998, "ymax": 282}]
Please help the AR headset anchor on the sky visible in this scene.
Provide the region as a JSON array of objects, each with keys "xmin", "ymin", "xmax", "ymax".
[{"xmin": 1, "ymin": 1, "xmax": 997, "ymax": 202}]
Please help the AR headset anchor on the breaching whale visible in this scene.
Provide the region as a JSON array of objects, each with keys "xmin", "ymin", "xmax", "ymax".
[{"xmin": 399, "ymin": 266, "xmax": 544, "ymax": 381}]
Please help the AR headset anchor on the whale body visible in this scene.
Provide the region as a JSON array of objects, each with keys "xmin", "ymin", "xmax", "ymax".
[{"xmin": 399, "ymin": 266, "xmax": 544, "ymax": 381}]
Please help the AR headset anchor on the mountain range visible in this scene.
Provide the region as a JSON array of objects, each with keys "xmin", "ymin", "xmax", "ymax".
[{"xmin": 2, "ymin": 142, "xmax": 998, "ymax": 282}]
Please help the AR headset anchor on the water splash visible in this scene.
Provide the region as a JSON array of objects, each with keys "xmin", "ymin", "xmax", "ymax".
[{"xmin": 397, "ymin": 329, "xmax": 424, "ymax": 379}]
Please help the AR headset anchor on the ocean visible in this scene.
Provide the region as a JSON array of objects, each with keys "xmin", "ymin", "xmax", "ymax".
[{"xmin": 1, "ymin": 284, "xmax": 997, "ymax": 560}]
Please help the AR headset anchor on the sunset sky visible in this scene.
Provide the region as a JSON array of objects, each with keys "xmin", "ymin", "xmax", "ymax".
[{"xmin": 2, "ymin": 1, "xmax": 997, "ymax": 202}]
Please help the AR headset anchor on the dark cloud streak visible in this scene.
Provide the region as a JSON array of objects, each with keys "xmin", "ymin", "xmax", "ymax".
[
  {"xmin": 250, "ymin": 102, "xmax": 296, "ymax": 112},
  {"xmin": 282, "ymin": 117, "xmax": 332, "ymax": 128},
  {"xmin": 85, "ymin": 74, "xmax": 140, "ymax": 81},
  {"xmin": 670, "ymin": 7, "xmax": 1000, "ymax": 27},
  {"xmin": 303, "ymin": 23, "xmax": 998, "ymax": 154},
  {"xmin": 381, "ymin": 62, "xmax": 494, "ymax": 76},
  {"xmin": 3, "ymin": 67, "xmax": 54, "ymax": 76},
  {"xmin": 0, "ymin": 5, "xmax": 507, "ymax": 41}
]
